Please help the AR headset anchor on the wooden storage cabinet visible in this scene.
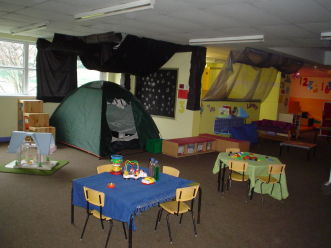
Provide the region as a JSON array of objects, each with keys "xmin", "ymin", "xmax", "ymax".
[
  {"xmin": 18, "ymin": 100, "xmax": 43, "ymax": 130},
  {"xmin": 199, "ymin": 133, "xmax": 250, "ymax": 152},
  {"xmin": 23, "ymin": 113, "xmax": 49, "ymax": 130},
  {"xmin": 18, "ymin": 100, "xmax": 56, "ymax": 139},
  {"xmin": 162, "ymin": 136, "xmax": 216, "ymax": 158}
]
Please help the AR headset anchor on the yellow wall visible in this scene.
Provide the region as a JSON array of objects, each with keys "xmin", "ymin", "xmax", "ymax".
[
  {"xmin": 0, "ymin": 96, "xmax": 58, "ymax": 138},
  {"xmin": 152, "ymin": 52, "xmax": 196, "ymax": 139},
  {"xmin": 259, "ymin": 72, "xmax": 281, "ymax": 120}
]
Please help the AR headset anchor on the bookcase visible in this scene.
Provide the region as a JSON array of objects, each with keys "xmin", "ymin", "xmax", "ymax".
[{"xmin": 162, "ymin": 136, "xmax": 216, "ymax": 158}]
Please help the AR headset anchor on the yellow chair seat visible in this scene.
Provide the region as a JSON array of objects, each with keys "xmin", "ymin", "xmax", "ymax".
[
  {"xmin": 91, "ymin": 209, "xmax": 112, "ymax": 221},
  {"xmin": 256, "ymin": 176, "xmax": 278, "ymax": 184},
  {"xmin": 160, "ymin": 201, "xmax": 191, "ymax": 214},
  {"xmin": 231, "ymin": 173, "xmax": 249, "ymax": 182}
]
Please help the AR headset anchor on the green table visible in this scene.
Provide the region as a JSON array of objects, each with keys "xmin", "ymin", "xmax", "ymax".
[{"xmin": 213, "ymin": 152, "xmax": 289, "ymax": 201}]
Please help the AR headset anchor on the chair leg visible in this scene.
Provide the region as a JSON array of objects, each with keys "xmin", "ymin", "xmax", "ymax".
[
  {"xmin": 250, "ymin": 187, "xmax": 254, "ymax": 200},
  {"xmin": 80, "ymin": 214, "xmax": 90, "ymax": 240},
  {"xmin": 279, "ymin": 182, "xmax": 284, "ymax": 202},
  {"xmin": 179, "ymin": 213, "xmax": 183, "ymax": 225},
  {"xmin": 191, "ymin": 211, "xmax": 197, "ymax": 237},
  {"xmin": 260, "ymin": 182, "xmax": 264, "ymax": 203},
  {"xmin": 155, "ymin": 208, "xmax": 163, "ymax": 231},
  {"xmin": 100, "ymin": 219, "xmax": 104, "ymax": 230},
  {"xmin": 166, "ymin": 213, "xmax": 172, "ymax": 244},
  {"xmin": 271, "ymin": 184, "xmax": 275, "ymax": 195},
  {"xmin": 104, "ymin": 220, "xmax": 113, "ymax": 248},
  {"xmin": 158, "ymin": 208, "xmax": 163, "ymax": 223},
  {"xmin": 222, "ymin": 178, "xmax": 229, "ymax": 198},
  {"xmin": 245, "ymin": 180, "xmax": 250, "ymax": 202},
  {"xmin": 122, "ymin": 222, "xmax": 127, "ymax": 240},
  {"xmin": 227, "ymin": 177, "xmax": 230, "ymax": 192}
]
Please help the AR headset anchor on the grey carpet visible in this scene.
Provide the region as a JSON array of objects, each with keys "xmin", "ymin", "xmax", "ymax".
[{"xmin": 0, "ymin": 130, "xmax": 330, "ymax": 248}]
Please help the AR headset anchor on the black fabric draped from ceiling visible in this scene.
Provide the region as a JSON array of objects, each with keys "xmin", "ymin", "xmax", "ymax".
[
  {"xmin": 36, "ymin": 32, "xmax": 206, "ymax": 110},
  {"xmin": 36, "ymin": 38, "xmax": 77, "ymax": 103}
]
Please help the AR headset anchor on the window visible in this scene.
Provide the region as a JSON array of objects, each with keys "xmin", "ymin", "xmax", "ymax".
[
  {"xmin": 0, "ymin": 39, "xmax": 104, "ymax": 95},
  {"xmin": 0, "ymin": 39, "xmax": 37, "ymax": 95},
  {"xmin": 77, "ymin": 59, "xmax": 104, "ymax": 87}
]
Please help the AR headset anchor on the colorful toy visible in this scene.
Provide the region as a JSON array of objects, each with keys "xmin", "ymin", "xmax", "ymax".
[
  {"xmin": 141, "ymin": 177, "xmax": 155, "ymax": 185},
  {"xmin": 107, "ymin": 183, "xmax": 115, "ymax": 188},
  {"xmin": 110, "ymin": 154, "xmax": 123, "ymax": 175},
  {"xmin": 229, "ymin": 152, "xmax": 266, "ymax": 161},
  {"xmin": 122, "ymin": 160, "xmax": 147, "ymax": 180}
]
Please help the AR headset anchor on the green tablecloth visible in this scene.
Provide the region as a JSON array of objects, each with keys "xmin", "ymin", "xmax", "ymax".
[{"xmin": 213, "ymin": 152, "xmax": 289, "ymax": 200}]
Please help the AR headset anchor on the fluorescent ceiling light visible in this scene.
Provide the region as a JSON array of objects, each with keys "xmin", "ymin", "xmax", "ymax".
[
  {"xmin": 10, "ymin": 21, "xmax": 49, "ymax": 35},
  {"xmin": 74, "ymin": 0, "xmax": 155, "ymax": 22},
  {"xmin": 189, "ymin": 35, "xmax": 264, "ymax": 45},
  {"xmin": 321, "ymin": 32, "xmax": 331, "ymax": 40}
]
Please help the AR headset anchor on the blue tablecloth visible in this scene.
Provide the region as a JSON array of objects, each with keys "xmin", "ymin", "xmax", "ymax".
[{"xmin": 72, "ymin": 168, "xmax": 193, "ymax": 230}]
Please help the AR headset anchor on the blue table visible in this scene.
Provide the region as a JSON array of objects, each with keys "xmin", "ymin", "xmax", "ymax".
[{"xmin": 71, "ymin": 168, "xmax": 200, "ymax": 248}]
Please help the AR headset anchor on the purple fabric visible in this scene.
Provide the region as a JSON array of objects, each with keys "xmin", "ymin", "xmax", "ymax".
[{"xmin": 252, "ymin": 119, "xmax": 296, "ymax": 134}]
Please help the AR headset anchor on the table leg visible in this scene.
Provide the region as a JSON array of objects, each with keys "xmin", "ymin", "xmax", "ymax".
[
  {"xmin": 314, "ymin": 146, "xmax": 317, "ymax": 157},
  {"xmin": 71, "ymin": 185, "xmax": 74, "ymax": 225},
  {"xmin": 221, "ymin": 162, "xmax": 226, "ymax": 193},
  {"xmin": 314, "ymin": 128, "xmax": 318, "ymax": 143},
  {"xmin": 287, "ymin": 146, "xmax": 290, "ymax": 153},
  {"xmin": 217, "ymin": 160, "xmax": 221, "ymax": 192},
  {"xmin": 197, "ymin": 187, "xmax": 202, "ymax": 224},
  {"xmin": 129, "ymin": 215, "xmax": 133, "ymax": 248},
  {"xmin": 279, "ymin": 145, "xmax": 282, "ymax": 156},
  {"xmin": 307, "ymin": 149, "xmax": 310, "ymax": 161}
]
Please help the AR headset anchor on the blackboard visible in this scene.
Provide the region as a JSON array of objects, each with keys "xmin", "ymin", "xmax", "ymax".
[{"xmin": 135, "ymin": 69, "xmax": 177, "ymax": 118}]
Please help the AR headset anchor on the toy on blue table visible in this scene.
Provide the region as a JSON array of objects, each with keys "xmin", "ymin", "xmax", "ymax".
[
  {"xmin": 110, "ymin": 154, "xmax": 123, "ymax": 175},
  {"xmin": 122, "ymin": 160, "xmax": 147, "ymax": 180}
]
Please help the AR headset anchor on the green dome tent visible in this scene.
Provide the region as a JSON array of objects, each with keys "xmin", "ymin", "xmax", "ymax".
[{"xmin": 50, "ymin": 81, "xmax": 160, "ymax": 158}]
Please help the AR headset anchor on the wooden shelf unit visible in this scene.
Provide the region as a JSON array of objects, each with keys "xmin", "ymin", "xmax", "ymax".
[
  {"xmin": 18, "ymin": 100, "xmax": 43, "ymax": 131},
  {"xmin": 199, "ymin": 133, "xmax": 250, "ymax": 152},
  {"xmin": 162, "ymin": 136, "xmax": 216, "ymax": 158},
  {"xmin": 18, "ymin": 100, "xmax": 56, "ymax": 139}
]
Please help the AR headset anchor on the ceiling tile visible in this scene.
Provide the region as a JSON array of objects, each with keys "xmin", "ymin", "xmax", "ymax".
[
  {"xmin": 32, "ymin": 1, "xmax": 83, "ymax": 15},
  {"xmin": 292, "ymin": 38, "xmax": 331, "ymax": 48},
  {"xmin": 298, "ymin": 22, "xmax": 331, "ymax": 34},
  {"xmin": 314, "ymin": 0, "xmax": 331, "ymax": 11},
  {"xmin": 205, "ymin": 3, "xmax": 290, "ymax": 27},
  {"xmin": 153, "ymin": 0, "xmax": 197, "ymax": 14},
  {"xmin": 0, "ymin": 11, "xmax": 9, "ymax": 16},
  {"xmin": 251, "ymin": 0, "xmax": 331, "ymax": 24},
  {"xmin": 132, "ymin": 15, "xmax": 205, "ymax": 32},
  {"xmin": 167, "ymin": 9, "xmax": 248, "ymax": 30},
  {"xmin": 178, "ymin": 0, "xmax": 248, "ymax": 9},
  {"xmin": 2, "ymin": 13, "xmax": 44, "ymax": 23},
  {"xmin": 220, "ymin": 27, "xmax": 265, "ymax": 36},
  {"xmin": 257, "ymin": 25, "xmax": 317, "ymax": 39},
  {"xmin": 0, "ymin": 2, "xmax": 25, "ymax": 11},
  {"xmin": 16, "ymin": 8, "xmax": 74, "ymax": 22},
  {"xmin": 0, "ymin": 0, "xmax": 47, "ymax": 7}
]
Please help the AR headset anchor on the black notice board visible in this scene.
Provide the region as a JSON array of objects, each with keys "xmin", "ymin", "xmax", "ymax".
[{"xmin": 135, "ymin": 69, "xmax": 177, "ymax": 118}]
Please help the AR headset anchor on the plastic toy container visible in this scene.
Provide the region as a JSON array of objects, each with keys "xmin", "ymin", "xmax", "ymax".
[{"xmin": 146, "ymin": 139, "xmax": 162, "ymax": 154}]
